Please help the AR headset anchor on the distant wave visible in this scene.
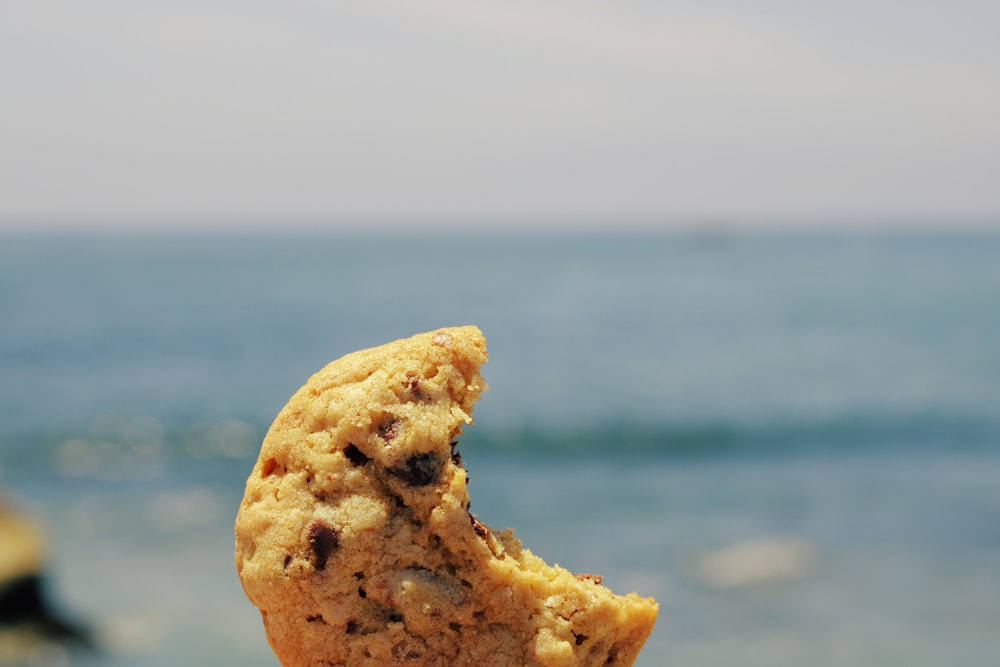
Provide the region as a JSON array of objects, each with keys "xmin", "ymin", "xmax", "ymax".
[
  {"xmin": 464, "ymin": 412, "xmax": 1000, "ymax": 458},
  {"xmin": 1, "ymin": 411, "xmax": 997, "ymax": 485}
]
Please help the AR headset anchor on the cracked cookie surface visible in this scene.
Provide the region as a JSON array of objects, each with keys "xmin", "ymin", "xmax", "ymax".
[{"xmin": 235, "ymin": 326, "xmax": 658, "ymax": 666}]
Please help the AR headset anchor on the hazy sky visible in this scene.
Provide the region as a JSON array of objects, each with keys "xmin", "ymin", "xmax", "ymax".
[{"xmin": 3, "ymin": 0, "xmax": 999, "ymax": 231}]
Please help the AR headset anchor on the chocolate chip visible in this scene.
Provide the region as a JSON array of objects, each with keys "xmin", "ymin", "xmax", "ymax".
[
  {"xmin": 376, "ymin": 417, "xmax": 400, "ymax": 442},
  {"xmin": 470, "ymin": 514, "xmax": 490, "ymax": 541},
  {"xmin": 392, "ymin": 637, "xmax": 422, "ymax": 660},
  {"xmin": 388, "ymin": 452, "xmax": 443, "ymax": 487},
  {"xmin": 307, "ymin": 522, "xmax": 339, "ymax": 570},
  {"xmin": 346, "ymin": 621, "xmax": 359, "ymax": 635},
  {"xmin": 343, "ymin": 443, "xmax": 370, "ymax": 466},
  {"xmin": 574, "ymin": 632, "xmax": 588, "ymax": 645},
  {"xmin": 403, "ymin": 374, "xmax": 428, "ymax": 401}
]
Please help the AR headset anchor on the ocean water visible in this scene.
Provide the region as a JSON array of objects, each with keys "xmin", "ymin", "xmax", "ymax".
[{"xmin": 1, "ymin": 230, "xmax": 998, "ymax": 666}]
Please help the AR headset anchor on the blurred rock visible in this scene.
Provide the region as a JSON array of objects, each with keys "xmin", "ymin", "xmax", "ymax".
[{"xmin": 0, "ymin": 497, "xmax": 92, "ymax": 663}]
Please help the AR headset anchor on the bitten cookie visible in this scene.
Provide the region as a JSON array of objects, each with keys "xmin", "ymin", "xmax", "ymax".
[{"xmin": 235, "ymin": 326, "xmax": 658, "ymax": 666}]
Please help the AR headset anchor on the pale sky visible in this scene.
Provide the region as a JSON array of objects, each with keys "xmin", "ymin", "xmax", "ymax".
[{"xmin": 2, "ymin": 0, "xmax": 999, "ymax": 232}]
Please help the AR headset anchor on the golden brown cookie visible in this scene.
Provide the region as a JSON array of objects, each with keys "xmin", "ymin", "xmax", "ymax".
[{"xmin": 235, "ymin": 326, "xmax": 658, "ymax": 666}]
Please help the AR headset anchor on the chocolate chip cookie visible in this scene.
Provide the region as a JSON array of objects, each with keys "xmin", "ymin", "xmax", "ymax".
[{"xmin": 235, "ymin": 326, "xmax": 658, "ymax": 666}]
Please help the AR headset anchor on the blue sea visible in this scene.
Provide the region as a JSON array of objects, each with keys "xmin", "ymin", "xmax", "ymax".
[{"xmin": 1, "ymin": 230, "xmax": 998, "ymax": 666}]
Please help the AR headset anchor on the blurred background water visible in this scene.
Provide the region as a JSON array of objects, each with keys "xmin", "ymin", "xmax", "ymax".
[{"xmin": 1, "ymin": 230, "xmax": 998, "ymax": 666}]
